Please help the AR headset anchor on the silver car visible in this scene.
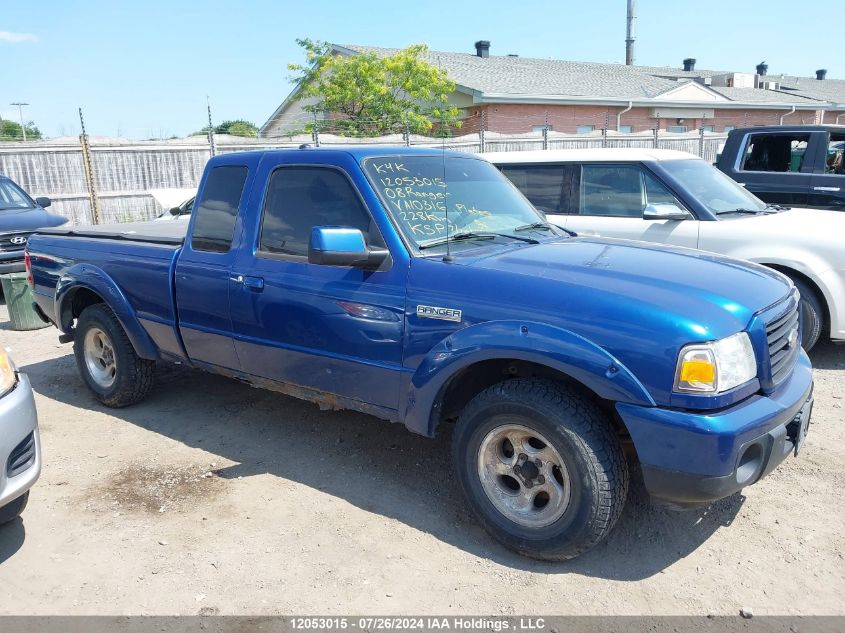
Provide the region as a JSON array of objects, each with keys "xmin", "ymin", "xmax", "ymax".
[{"xmin": 0, "ymin": 348, "xmax": 40, "ymax": 524}]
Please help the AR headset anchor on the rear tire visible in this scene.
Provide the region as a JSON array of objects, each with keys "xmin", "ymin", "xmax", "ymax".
[
  {"xmin": 0, "ymin": 491, "xmax": 29, "ymax": 525},
  {"xmin": 452, "ymin": 379, "xmax": 628, "ymax": 561},
  {"xmin": 790, "ymin": 278, "xmax": 823, "ymax": 351},
  {"xmin": 73, "ymin": 304, "xmax": 154, "ymax": 407}
]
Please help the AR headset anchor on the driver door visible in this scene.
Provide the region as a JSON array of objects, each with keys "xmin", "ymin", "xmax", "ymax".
[{"xmin": 558, "ymin": 163, "xmax": 700, "ymax": 249}]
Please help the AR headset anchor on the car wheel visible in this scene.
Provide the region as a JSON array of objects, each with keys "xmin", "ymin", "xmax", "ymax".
[
  {"xmin": 73, "ymin": 304, "xmax": 155, "ymax": 407},
  {"xmin": 0, "ymin": 491, "xmax": 29, "ymax": 525},
  {"xmin": 790, "ymin": 278, "xmax": 823, "ymax": 351},
  {"xmin": 452, "ymin": 379, "xmax": 629, "ymax": 560}
]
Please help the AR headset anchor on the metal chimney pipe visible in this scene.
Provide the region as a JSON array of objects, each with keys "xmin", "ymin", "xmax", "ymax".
[
  {"xmin": 625, "ymin": 0, "xmax": 636, "ymax": 65},
  {"xmin": 816, "ymin": 69, "xmax": 827, "ymax": 80},
  {"xmin": 683, "ymin": 58, "xmax": 696, "ymax": 72}
]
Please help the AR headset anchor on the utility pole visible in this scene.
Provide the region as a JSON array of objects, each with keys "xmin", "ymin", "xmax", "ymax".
[
  {"xmin": 625, "ymin": 0, "xmax": 636, "ymax": 66},
  {"xmin": 10, "ymin": 102, "xmax": 29, "ymax": 141},
  {"xmin": 206, "ymin": 96, "xmax": 216, "ymax": 157}
]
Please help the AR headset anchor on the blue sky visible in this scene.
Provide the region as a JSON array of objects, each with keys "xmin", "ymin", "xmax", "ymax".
[{"xmin": 2, "ymin": 0, "xmax": 838, "ymax": 139}]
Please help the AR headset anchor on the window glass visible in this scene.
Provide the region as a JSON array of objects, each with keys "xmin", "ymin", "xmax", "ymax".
[
  {"xmin": 580, "ymin": 165, "xmax": 645, "ymax": 217},
  {"xmin": 363, "ymin": 156, "xmax": 546, "ymax": 251},
  {"xmin": 661, "ymin": 159, "xmax": 766, "ymax": 213},
  {"xmin": 724, "ymin": 126, "xmax": 735, "ymax": 133},
  {"xmin": 741, "ymin": 134, "xmax": 810, "ymax": 172},
  {"xmin": 260, "ymin": 167, "xmax": 382, "ymax": 257},
  {"xmin": 667, "ymin": 126, "xmax": 688, "ymax": 133},
  {"xmin": 576, "ymin": 125, "xmax": 594, "ymax": 134},
  {"xmin": 190, "ymin": 165, "xmax": 248, "ymax": 253},
  {"xmin": 498, "ymin": 165, "xmax": 565, "ymax": 214},
  {"xmin": 0, "ymin": 179, "xmax": 34, "ymax": 211},
  {"xmin": 618, "ymin": 125, "xmax": 633, "ymax": 134},
  {"xmin": 824, "ymin": 134, "xmax": 845, "ymax": 175},
  {"xmin": 700, "ymin": 125, "xmax": 715, "ymax": 132},
  {"xmin": 643, "ymin": 172, "xmax": 684, "ymax": 208}
]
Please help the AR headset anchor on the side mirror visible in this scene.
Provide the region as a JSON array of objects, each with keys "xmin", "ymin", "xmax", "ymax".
[
  {"xmin": 308, "ymin": 227, "xmax": 388, "ymax": 270},
  {"xmin": 35, "ymin": 196, "xmax": 51, "ymax": 208},
  {"xmin": 643, "ymin": 203, "xmax": 690, "ymax": 221},
  {"xmin": 169, "ymin": 206, "xmax": 182, "ymax": 216}
]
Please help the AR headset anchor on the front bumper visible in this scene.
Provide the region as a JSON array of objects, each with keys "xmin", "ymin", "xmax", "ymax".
[
  {"xmin": 0, "ymin": 374, "xmax": 41, "ymax": 509},
  {"xmin": 617, "ymin": 351, "xmax": 814, "ymax": 508}
]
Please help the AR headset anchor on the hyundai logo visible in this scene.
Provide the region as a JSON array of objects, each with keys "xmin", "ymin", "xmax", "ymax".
[{"xmin": 10, "ymin": 236, "xmax": 27, "ymax": 245}]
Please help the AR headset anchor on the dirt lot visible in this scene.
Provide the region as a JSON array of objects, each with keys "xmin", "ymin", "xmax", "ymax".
[{"xmin": 1, "ymin": 302, "xmax": 843, "ymax": 616}]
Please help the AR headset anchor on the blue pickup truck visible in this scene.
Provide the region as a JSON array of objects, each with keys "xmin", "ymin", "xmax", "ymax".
[{"xmin": 26, "ymin": 147, "xmax": 814, "ymax": 560}]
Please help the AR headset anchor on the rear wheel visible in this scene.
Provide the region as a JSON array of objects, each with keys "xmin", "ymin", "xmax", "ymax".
[
  {"xmin": 452, "ymin": 379, "xmax": 628, "ymax": 560},
  {"xmin": 73, "ymin": 304, "xmax": 154, "ymax": 407},
  {"xmin": 0, "ymin": 491, "xmax": 29, "ymax": 525}
]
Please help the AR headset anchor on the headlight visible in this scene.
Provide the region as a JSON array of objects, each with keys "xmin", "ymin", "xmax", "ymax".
[
  {"xmin": 0, "ymin": 349, "xmax": 17, "ymax": 397},
  {"xmin": 674, "ymin": 332, "xmax": 757, "ymax": 394}
]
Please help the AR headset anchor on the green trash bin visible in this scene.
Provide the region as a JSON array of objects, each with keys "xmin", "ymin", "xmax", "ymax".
[{"xmin": 1, "ymin": 272, "xmax": 49, "ymax": 331}]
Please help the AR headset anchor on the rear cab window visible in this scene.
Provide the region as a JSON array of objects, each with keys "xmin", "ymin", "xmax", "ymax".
[
  {"xmin": 740, "ymin": 133, "xmax": 811, "ymax": 173},
  {"xmin": 191, "ymin": 166, "xmax": 249, "ymax": 253}
]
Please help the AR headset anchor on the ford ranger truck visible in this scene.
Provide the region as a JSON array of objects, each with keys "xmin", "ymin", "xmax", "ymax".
[{"xmin": 26, "ymin": 147, "xmax": 814, "ymax": 561}]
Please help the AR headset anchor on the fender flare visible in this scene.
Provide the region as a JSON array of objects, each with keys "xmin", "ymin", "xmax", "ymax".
[
  {"xmin": 402, "ymin": 320, "xmax": 655, "ymax": 437},
  {"xmin": 55, "ymin": 263, "xmax": 160, "ymax": 360}
]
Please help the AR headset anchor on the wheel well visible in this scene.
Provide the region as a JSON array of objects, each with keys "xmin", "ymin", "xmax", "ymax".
[
  {"xmin": 765, "ymin": 264, "xmax": 828, "ymax": 325},
  {"xmin": 434, "ymin": 358, "xmax": 630, "ymax": 441},
  {"xmin": 62, "ymin": 287, "xmax": 105, "ymax": 329}
]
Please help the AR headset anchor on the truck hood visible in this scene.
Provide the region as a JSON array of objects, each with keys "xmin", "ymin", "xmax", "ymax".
[
  {"xmin": 472, "ymin": 236, "xmax": 790, "ymax": 333},
  {"xmin": 0, "ymin": 207, "xmax": 68, "ymax": 233}
]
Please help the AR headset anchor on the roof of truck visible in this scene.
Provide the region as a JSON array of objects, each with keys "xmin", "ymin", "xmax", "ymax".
[
  {"xmin": 480, "ymin": 148, "xmax": 700, "ymax": 164},
  {"xmin": 214, "ymin": 145, "xmax": 480, "ymax": 161}
]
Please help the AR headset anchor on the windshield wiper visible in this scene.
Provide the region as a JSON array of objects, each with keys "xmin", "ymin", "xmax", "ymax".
[
  {"xmin": 715, "ymin": 208, "xmax": 762, "ymax": 215},
  {"xmin": 418, "ymin": 232, "xmax": 498, "ymax": 250},
  {"xmin": 765, "ymin": 203, "xmax": 791, "ymax": 211},
  {"xmin": 514, "ymin": 221, "xmax": 577, "ymax": 237},
  {"xmin": 418, "ymin": 231, "xmax": 538, "ymax": 250}
]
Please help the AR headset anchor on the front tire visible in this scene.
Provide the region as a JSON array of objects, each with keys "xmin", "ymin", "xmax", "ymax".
[
  {"xmin": 791, "ymin": 277, "xmax": 823, "ymax": 351},
  {"xmin": 0, "ymin": 491, "xmax": 29, "ymax": 525},
  {"xmin": 452, "ymin": 379, "xmax": 628, "ymax": 561},
  {"xmin": 73, "ymin": 304, "xmax": 154, "ymax": 407}
]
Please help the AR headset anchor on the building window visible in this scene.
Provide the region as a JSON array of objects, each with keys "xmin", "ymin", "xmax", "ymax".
[
  {"xmin": 532, "ymin": 125, "xmax": 552, "ymax": 134},
  {"xmin": 700, "ymin": 125, "xmax": 715, "ymax": 132},
  {"xmin": 724, "ymin": 126, "xmax": 735, "ymax": 133},
  {"xmin": 617, "ymin": 125, "xmax": 633, "ymax": 133},
  {"xmin": 576, "ymin": 125, "xmax": 595, "ymax": 134},
  {"xmin": 666, "ymin": 125, "xmax": 688, "ymax": 133}
]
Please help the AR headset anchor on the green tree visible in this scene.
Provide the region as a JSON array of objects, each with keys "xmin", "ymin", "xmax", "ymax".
[
  {"xmin": 0, "ymin": 119, "xmax": 43, "ymax": 141},
  {"xmin": 191, "ymin": 119, "xmax": 259, "ymax": 138},
  {"xmin": 288, "ymin": 39, "xmax": 462, "ymax": 137}
]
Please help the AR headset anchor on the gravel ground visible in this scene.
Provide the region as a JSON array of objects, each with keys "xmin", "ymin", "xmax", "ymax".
[{"xmin": 0, "ymin": 302, "xmax": 843, "ymax": 616}]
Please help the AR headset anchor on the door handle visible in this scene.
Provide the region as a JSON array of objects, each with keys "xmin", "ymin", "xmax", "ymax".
[
  {"xmin": 229, "ymin": 274, "xmax": 244, "ymax": 284},
  {"xmin": 242, "ymin": 276, "xmax": 264, "ymax": 292},
  {"xmin": 813, "ymin": 186, "xmax": 841, "ymax": 192}
]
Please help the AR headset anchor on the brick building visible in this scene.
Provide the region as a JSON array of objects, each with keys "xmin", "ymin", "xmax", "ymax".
[{"xmin": 259, "ymin": 42, "xmax": 845, "ymax": 137}]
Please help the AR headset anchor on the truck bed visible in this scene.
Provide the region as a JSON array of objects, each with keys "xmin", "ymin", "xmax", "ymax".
[{"xmin": 36, "ymin": 220, "xmax": 187, "ymax": 245}]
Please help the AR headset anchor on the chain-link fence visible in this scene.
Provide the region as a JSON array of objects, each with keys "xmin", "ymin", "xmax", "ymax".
[{"xmin": 0, "ymin": 121, "xmax": 729, "ymax": 225}]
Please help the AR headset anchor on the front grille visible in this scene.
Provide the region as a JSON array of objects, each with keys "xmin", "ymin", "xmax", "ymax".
[
  {"xmin": 6, "ymin": 432, "xmax": 36, "ymax": 478},
  {"xmin": 0, "ymin": 232, "xmax": 32, "ymax": 253},
  {"xmin": 766, "ymin": 299, "xmax": 801, "ymax": 385}
]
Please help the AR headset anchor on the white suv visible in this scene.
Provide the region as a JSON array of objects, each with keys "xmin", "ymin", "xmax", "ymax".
[{"xmin": 484, "ymin": 148, "xmax": 845, "ymax": 350}]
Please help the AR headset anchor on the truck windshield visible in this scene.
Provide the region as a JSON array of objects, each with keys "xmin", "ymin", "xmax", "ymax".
[
  {"xmin": 661, "ymin": 159, "xmax": 767, "ymax": 215},
  {"xmin": 363, "ymin": 155, "xmax": 548, "ymax": 251}
]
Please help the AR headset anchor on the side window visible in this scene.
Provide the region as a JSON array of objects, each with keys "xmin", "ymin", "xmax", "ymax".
[
  {"xmin": 260, "ymin": 167, "xmax": 383, "ymax": 257},
  {"xmin": 579, "ymin": 165, "xmax": 645, "ymax": 217},
  {"xmin": 498, "ymin": 165, "xmax": 566, "ymax": 214},
  {"xmin": 191, "ymin": 166, "xmax": 248, "ymax": 253},
  {"xmin": 824, "ymin": 134, "xmax": 845, "ymax": 175},
  {"xmin": 643, "ymin": 172, "xmax": 684, "ymax": 208},
  {"xmin": 741, "ymin": 134, "xmax": 810, "ymax": 173}
]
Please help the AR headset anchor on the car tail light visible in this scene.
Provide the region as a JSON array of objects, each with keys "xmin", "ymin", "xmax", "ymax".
[{"xmin": 24, "ymin": 250, "xmax": 33, "ymax": 287}]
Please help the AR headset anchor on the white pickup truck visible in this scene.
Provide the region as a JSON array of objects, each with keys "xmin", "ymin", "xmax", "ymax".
[{"xmin": 485, "ymin": 149, "xmax": 845, "ymax": 350}]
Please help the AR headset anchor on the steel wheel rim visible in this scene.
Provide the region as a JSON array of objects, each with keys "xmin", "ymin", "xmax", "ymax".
[
  {"xmin": 83, "ymin": 327, "xmax": 117, "ymax": 388},
  {"xmin": 477, "ymin": 423, "xmax": 571, "ymax": 528}
]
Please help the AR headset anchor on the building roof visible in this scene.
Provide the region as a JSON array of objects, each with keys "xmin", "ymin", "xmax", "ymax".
[
  {"xmin": 342, "ymin": 45, "xmax": 839, "ymax": 107},
  {"xmin": 260, "ymin": 43, "xmax": 842, "ymax": 134}
]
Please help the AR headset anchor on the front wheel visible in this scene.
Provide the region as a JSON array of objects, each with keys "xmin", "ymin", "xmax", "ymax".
[
  {"xmin": 452, "ymin": 379, "xmax": 629, "ymax": 561},
  {"xmin": 73, "ymin": 304, "xmax": 155, "ymax": 407},
  {"xmin": 0, "ymin": 491, "xmax": 29, "ymax": 525},
  {"xmin": 790, "ymin": 278, "xmax": 823, "ymax": 351}
]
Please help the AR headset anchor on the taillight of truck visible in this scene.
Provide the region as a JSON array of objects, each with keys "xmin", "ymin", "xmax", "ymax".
[{"xmin": 24, "ymin": 250, "xmax": 33, "ymax": 287}]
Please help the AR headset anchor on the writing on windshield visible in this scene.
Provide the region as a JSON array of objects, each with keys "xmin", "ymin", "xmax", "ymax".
[{"xmin": 364, "ymin": 156, "xmax": 541, "ymax": 249}]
